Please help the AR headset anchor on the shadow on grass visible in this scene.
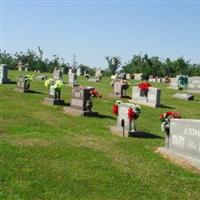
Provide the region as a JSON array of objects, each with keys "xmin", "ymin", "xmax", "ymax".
[
  {"xmin": 95, "ymin": 114, "xmax": 115, "ymax": 120},
  {"xmin": 160, "ymin": 104, "xmax": 175, "ymax": 109},
  {"xmin": 129, "ymin": 131, "xmax": 163, "ymax": 139},
  {"xmin": 27, "ymin": 90, "xmax": 44, "ymax": 95},
  {"xmin": 4, "ymin": 81, "xmax": 17, "ymax": 84},
  {"xmin": 122, "ymin": 95, "xmax": 131, "ymax": 99}
]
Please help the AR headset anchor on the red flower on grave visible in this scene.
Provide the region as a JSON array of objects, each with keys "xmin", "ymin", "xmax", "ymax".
[
  {"xmin": 128, "ymin": 107, "xmax": 136, "ymax": 120},
  {"xmin": 112, "ymin": 104, "xmax": 118, "ymax": 115},
  {"xmin": 138, "ymin": 82, "xmax": 152, "ymax": 91},
  {"xmin": 89, "ymin": 89, "xmax": 102, "ymax": 98}
]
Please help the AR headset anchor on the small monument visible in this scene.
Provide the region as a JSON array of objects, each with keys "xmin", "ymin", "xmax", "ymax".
[
  {"xmin": 15, "ymin": 75, "xmax": 32, "ymax": 93},
  {"xmin": 111, "ymin": 102, "xmax": 141, "ymax": 137},
  {"xmin": 68, "ymin": 73, "xmax": 78, "ymax": 86},
  {"xmin": 172, "ymin": 93, "xmax": 194, "ymax": 101},
  {"xmin": 129, "ymin": 82, "xmax": 161, "ymax": 107},
  {"xmin": 63, "ymin": 86, "xmax": 99, "ymax": 116},
  {"xmin": 157, "ymin": 119, "xmax": 200, "ymax": 171},
  {"xmin": 88, "ymin": 68, "xmax": 103, "ymax": 82},
  {"xmin": 187, "ymin": 77, "xmax": 200, "ymax": 93},
  {"xmin": 0, "ymin": 64, "xmax": 10, "ymax": 84},
  {"xmin": 53, "ymin": 68, "xmax": 62, "ymax": 81},
  {"xmin": 77, "ymin": 68, "xmax": 81, "ymax": 76},
  {"xmin": 133, "ymin": 73, "xmax": 143, "ymax": 81},
  {"xmin": 111, "ymin": 79, "xmax": 129, "ymax": 98},
  {"xmin": 43, "ymin": 79, "xmax": 65, "ymax": 105}
]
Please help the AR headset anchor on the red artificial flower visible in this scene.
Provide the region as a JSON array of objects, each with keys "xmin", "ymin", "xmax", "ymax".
[
  {"xmin": 112, "ymin": 104, "xmax": 118, "ymax": 115},
  {"xmin": 128, "ymin": 108, "xmax": 136, "ymax": 120},
  {"xmin": 138, "ymin": 82, "xmax": 152, "ymax": 91},
  {"xmin": 89, "ymin": 89, "xmax": 102, "ymax": 98}
]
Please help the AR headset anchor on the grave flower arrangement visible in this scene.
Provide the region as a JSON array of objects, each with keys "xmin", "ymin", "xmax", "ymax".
[
  {"xmin": 127, "ymin": 104, "xmax": 141, "ymax": 120},
  {"xmin": 44, "ymin": 79, "xmax": 63, "ymax": 90},
  {"xmin": 177, "ymin": 75, "xmax": 188, "ymax": 90},
  {"xmin": 24, "ymin": 74, "xmax": 33, "ymax": 83},
  {"xmin": 89, "ymin": 88, "xmax": 102, "ymax": 98},
  {"xmin": 138, "ymin": 81, "xmax": 152, "ymax": 91},
  {"xmin": 159, "ymin": 111, "xmax": 181, "ymax": 134},
  {"xmin": 112, "ymin": 100, "xmax": 122, "ymax": 115}
]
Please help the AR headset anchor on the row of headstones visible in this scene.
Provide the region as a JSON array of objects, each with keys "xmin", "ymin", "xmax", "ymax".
[
  {"xmin": 2, "ymin": 63, "xmax": 200, "ymax": 169},
  {"xmin": 170, "ymin": 76, "xmax": 200, "ymax": 93}
]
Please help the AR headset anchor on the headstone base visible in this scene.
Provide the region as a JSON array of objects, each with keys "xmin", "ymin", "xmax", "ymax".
[
  {"xmin": 110, "ymin": 126, "xmax": 138, "ymax": 137},
  {"xmin": 108, "ymin": 93, "xmax": 130, "ymax": 99},
  {"xmin": 43, "ymin": 97, "xmax": 65, "ymax": 105},
  {"xmin": 63, "ymin": 107, "xmax": 98, "ymax": 117},
  {"xmin": 156, "ymin": 147, "xmax": 200, "ymax": 172},
  {"xmin": 129, "ymin": 99, "xmax": 159, "ymax": 108},
  {"xmin": 15, "ymin": 88, "xmax": 28, "ymax": 93}
]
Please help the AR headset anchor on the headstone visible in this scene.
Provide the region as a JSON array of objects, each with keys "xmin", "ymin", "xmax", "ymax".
[
  {"xmin": 169, "ymin": 77, "xmax": 178, "ymax": 89},
  {"xmin": 157, "ymin": 119, "xmax": 200, "ymax": 170},
  {"xmin": 134, "ymin": 73, "xmax": 143, "ymax": 81},
  {"xmin": 187, "ymin": 77, "xmax": 200, "ymax": 93},
  {"xmin": 53, "ymin": 68, "xmax": 62, "ymax": 81},
  {"xmin": 15, "ymin": 76, "xmax": 30, "ymax": 92},
  {"xmin": 129, "ymin": 86, "xmax": 161, "ymax": 107},
  {"xmin": 111, "ymin": 103, "xmax": 136, "ymax": 137},
  {"xmin": 126, "ymin": 74, "xmax": 131, "ymax": 79},
  {"xmin": 68, "ymin": 73, "xmax": 77, "ymax": 86},
  {"xmin": 0, "ymin": 64, "xmax": 10, "ymax": 84},
  {"xmin": 77, "ymin": 68, "xmax": 81, "ymax": 76},
  {"xmin": 35, "ymin": 75, "xmax": 47, "ymax": 80},
  {"xmin": 43, "ymin": 85, "xmax": 65, "ymax": 105},
  {"xmin": 173, "ymin": 93, "xmax": 194, "ymax": 101},
  {"xmin": 112, "ymin": 79, "xmax": 129, "ymax": 98},
  {"xmin": 88, "ymin": 77, "xmax": 100, "ymax": 82},
  {"xmin": 63, "ymin": 86, "xmax": 98, "ymax": 116},
  {"xmin": 68, "ymin": 68, "xmax": 72, "ymax": 75}
]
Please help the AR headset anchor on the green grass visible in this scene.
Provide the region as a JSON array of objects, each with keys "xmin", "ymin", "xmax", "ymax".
[{"xmin": 0, "ymin": 70, "xmax": 200, "ymax": 200}]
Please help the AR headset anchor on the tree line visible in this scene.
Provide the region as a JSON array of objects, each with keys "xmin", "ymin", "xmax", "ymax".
[{"xmin": 1, "ymin": 48, "xmax": 200, "ymax": 78}]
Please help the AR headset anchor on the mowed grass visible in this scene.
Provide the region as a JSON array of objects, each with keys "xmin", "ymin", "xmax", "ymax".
[{"xmin": 0, "ymin": 70, "xmax": 200, "ymax": 200}]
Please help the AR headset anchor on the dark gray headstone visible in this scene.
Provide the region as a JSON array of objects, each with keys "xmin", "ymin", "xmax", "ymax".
[{"xmin": 0, "ymin": 64, "xmax": 9, "ymax": 84}]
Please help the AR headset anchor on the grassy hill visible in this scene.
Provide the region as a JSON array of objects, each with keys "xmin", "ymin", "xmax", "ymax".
[{"xmin": 1, "ymin": 70, "xmax": 200, "ymax": 200}]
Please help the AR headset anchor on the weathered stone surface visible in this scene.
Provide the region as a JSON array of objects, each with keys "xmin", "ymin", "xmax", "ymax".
[
  {"xmin": 187, "ymin": 77, "xmax": 200, "ymax": 93},
  {"xmin": 35, "ymin": 75, "xmax": 47, "ymax": 80},
  {"xmin": 158, "ymin": 119, "xmax": 200, "ymax": 171},
  {"xmin": 173, "ymin": 93, "xmax": 194, "ymax": 101},
  {"xmin": 43, "ymin": 97, "xmax": 65, "ymax": 105},
  {"xmin": 111, "ymin": 103, "xmax": 136, "ymax": 137},
  {"xmin": 129, "ymin": 86, "xmax": 161, "ymax": 107},
  {"xmin": 0, "ymin": 64, "xmax": 10, "ymax": 84},
  {"xmin": 53, "ymin": 68, "xmax": 62, "ymax": 80},
  {"xmin": 68, "ymin": 73, "xmax": 77, "ymax": 86},
  {"xmin": 88, "ymin": 77, "xmax": 100, "ymax": 82},
  {"xmin": 16, "ymin": 76, "xmax": 30, "ymax": 92}
]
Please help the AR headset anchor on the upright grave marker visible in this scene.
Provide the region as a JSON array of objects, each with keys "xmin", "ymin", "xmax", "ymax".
[
  {"xmin": 0, "ymin": 64, "xmax": 10, "ymax": 84},
  {"xmin": 63, "ymin": 86, "xmax": 98, "ymax": 116},
  {"xmin": 111, "ymin": 102, "xmax": 141, "ymax": 137},
  {"xmin": 158, "ymin": 119, "xmax": 200, "ymax": 170},
  {"xmin": 187, "ymin": 77, "xmax": 200, "ymax": 93}
]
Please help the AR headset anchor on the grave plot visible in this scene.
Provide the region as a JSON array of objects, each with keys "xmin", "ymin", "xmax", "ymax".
[
  {"xmin": 15, "ymin": 75, "xmax": 33, "ymax": 93},
  {"xmin": 157, "ymin": 118, "xmax": 200, "ymax": 171},
  {"xmin": 129, "ymin": 82, "xmax": 161, "ymax": 108}
]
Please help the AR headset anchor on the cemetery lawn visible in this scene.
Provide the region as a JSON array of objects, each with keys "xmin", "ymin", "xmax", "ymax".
[{"xmin": 1, "ymin": 70, "xmax": 200, "ymax": 200}]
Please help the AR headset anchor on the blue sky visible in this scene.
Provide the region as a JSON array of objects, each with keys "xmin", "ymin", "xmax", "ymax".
[{"xmin": 1, "ymin": 1, "xmax": 200, "ymax": 68}]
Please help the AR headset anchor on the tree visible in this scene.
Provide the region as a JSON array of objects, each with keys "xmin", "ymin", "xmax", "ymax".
[{"xmin": 105, "ymin": 56, "xmax": 121, "ymax": 75}]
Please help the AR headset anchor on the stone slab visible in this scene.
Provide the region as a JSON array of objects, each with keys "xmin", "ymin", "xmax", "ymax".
[
  {"xmin": 156, "ymin": 147, "xmax": 200, "ymax": 172},
  {"xmin": 129, "ymin": 99, "xmax": 159, "ymax": 108},
  {"xmin": 63, "ymin": 107, "xmax": 98, "ymax": 117},
  {"xmin": 43, "ymin": 97, "xmax": 65, "ymax": 105},
  {"xmin": 172, "ymin": 93, "xmax": 194, "ymax": 101}
]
